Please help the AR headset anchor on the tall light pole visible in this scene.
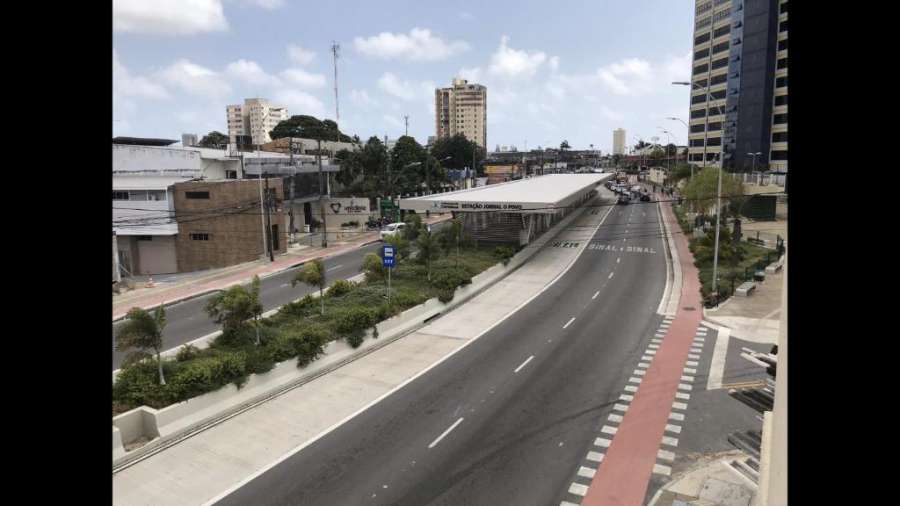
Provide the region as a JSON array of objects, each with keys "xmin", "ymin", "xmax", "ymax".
[
  {"xmin": 657, "ymin": 127, "xmax": 672, "ymax": 174},
  {"xmin": 673, "ymin": 80, "xmax": 727, "ymax": 298},
  {"xmin": 666, "ymin": 117, "xmax": 691, "ymax": 177}
]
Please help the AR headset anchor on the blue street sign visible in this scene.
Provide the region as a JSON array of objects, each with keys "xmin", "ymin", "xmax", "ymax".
[{"xmin": 382, "ymin": 245, "xmax": 396, "ymax": 268}]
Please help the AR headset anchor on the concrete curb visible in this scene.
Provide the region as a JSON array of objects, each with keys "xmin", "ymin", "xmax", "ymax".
[{"xmin": 112, "ymin": 200, "xmax": 599, "ymax": 472}]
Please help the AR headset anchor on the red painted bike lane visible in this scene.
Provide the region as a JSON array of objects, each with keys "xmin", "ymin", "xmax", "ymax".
[{"xmin": 581, "ymin": 201, "xmax": 702, "ymax": 506}]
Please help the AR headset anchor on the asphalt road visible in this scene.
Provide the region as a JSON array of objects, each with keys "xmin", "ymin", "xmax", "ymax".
[
  {"xmin": 215, "ymin": 197, "xmax": 669, "ymax": 505},
  {"xmin": 113, "ymin": 221, "xmax": 451, "ymax": 371}
]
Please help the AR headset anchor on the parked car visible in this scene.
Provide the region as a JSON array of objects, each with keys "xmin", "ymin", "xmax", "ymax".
[
  {"xmin": 617, "ymin": 195, "xmax": 630, "ymax": 205},
  {"xmin": 640, "ymin": 194, "xmax": 651, "ymax": 202},
  {"xmin": 380, "ymin": 222, "xmax": 406, "ymax": 240}
]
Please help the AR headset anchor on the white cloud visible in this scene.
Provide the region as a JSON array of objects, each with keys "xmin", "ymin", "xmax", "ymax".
[
  {"xmin": 596, "ymin": 57, "xmax": 654, "ymax": 95},
  {"xmin": 458, "ymin": 67, "xmax": 482, "ymax": 83},
  {"xmin": 242, "ymin": 0, "xmax": 284, "ymax": 9},
  {"xmin": 377, "ymin": 72, "xmax": 434, "ymax": 102},
  {"xmin": 281, "ymin": 68, "xmax": 327, "ymax": 89},
  {"xmin": 113, "ymin": 0, "xmax": 228, "ymax": 35},
  {"xmin": 272, "ymin": 89, "xmax": 327, "ymax": 118},
  {"xmin": 354, "ymin": 28, "xmax": 469, "ymax": 61},
  {"xmin": 157, "ymin": 59, "xmax": 231, "ymax": 98},
  {"xmin": 113, "ymin": 50, "xmax": 169, "ymax": 100},
  {"xmin": 488, "ymin": 36, "xmax": 548, "ymax": 78},
  {"xmin": 662, "ymin": 51, "xmax": 693, "ymax": 83},
  {"xmin": 225, "ymin": 59, "xmax": 282, "ymax": 86},
  {"xmin": 383, "ymin": 114, "xmax": 404, "ymax": 129},
  {"xmin": 287, "ymin": 44, "xmax": 316, "ymax": 65},
  {"xmin": 600, "ymin": 106, "xmax": 624, "ymax": 121},
  {"xmin": 546, "ymin": 82, "xmax": 566, "ymax": 100},
  {"xmin": 350, "ymin": 89, "xmax": 379, "ymax": 109},
  {"xmin": 549, "ymin": 56, "xmax": 560, "ymax": 72},
  {"xmin": 460, "ymin": 12, "xmax": 474, "ymax": 20}
]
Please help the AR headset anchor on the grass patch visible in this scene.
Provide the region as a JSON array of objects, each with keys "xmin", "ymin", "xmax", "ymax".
[{"xmin": 112, "ymin": 243, "xmax": 508, "ymax": 415}]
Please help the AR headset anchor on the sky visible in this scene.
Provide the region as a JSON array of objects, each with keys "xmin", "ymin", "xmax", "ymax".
[{"xmin": 113, "ymin": 0, "xmax": 696, "ymax": 154}]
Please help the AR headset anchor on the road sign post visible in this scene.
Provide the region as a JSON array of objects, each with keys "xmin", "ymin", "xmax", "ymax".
[{"xmin": 382, "ymin": 244, "xmax": 396, "ymax": 304}]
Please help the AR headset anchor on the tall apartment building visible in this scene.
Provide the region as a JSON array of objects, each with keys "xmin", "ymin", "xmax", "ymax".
[
  {"xmin": 688, "ymin": 0, "xmax": 785, "ymax": 172},
  {"xmin": 435, "ymin": 78, "xmax": 487, "ymax": 149},
  {"xmin": 769, "ymin": 0, "xmax": 788, "ymax": 172},
  {"xmin": 613, "ymin": 128, "xmax": 627, "ymax": 155},
  {"xmin": 226, "ymin": 98, "xmax": 289, "ymax": 146}
]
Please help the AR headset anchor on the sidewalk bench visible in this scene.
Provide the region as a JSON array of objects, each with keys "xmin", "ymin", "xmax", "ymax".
[
  {"xmin": 736, "ymin": 282, "xmax": 757, "ymax": 297},
  {"xmin": 765, "ymin": 261, "xmax": 783, "ymax": 274}
]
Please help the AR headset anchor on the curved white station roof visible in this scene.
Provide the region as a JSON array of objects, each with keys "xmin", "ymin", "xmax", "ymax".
[{"xmin": 400, "ymin": 173, "xmax": 612, "ymax": 213}]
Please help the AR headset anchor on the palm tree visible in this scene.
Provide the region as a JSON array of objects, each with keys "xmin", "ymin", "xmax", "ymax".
[
  {"xmin": 116, "ymin": 307, "xmax": 168, "ymax": 385},
  {"xmin": 293, "ymin": 259, "xmax": 327, "ymax": 315},
  {"xmin": 205, "ymin": 276, "xmax": 264, "ymax": 344},
  {"xmin": 417, "ymin": 229, "xmax": 439, "ymax": 281}
]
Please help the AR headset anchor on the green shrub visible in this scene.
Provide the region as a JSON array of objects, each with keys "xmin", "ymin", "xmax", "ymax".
[
  {"xmin": 327, "ymin": 279, "xmax": 356, "ymax": 298},
  {"xmin": 361, "ymin": 252, "xmax": 385, "ymax": 281},
  {"xmin": 333, "ymin": 306, "xmax": 377, "ymax": 336},
  {"xmin": 166, "ymin": 352, "xmax": 247, "ymax": 401},
  {"xmin": 244, "ymin": 348, "xmax": 276, "ymax": 375},
  {"xmin": 431, "ymin": 269, "xmax": 472, "ymax": 292},
  {"xmin": 293, "ymin": 324, "xmax": 330, "ymax": 367},
  {"xmin": 346, "ymin": 332, "xmax": 365, "ymax": 348},
  {"xmin": 341, "ymin": 221, "xmax": 360, "ymax": 227},
  {"xmin": 437, "ymin": 289, "xmax": 455, "ymax": 304},
  {"xmin": 176, "ymin": 344, "xmax": 201, "ymax": 362},
  {"xmin": 493, "ymin": 245, "xmax": 516, "ymax": 266},
  {"xmin": 113, "ymin": 360, "xmax": 175, "ymax": 410}
]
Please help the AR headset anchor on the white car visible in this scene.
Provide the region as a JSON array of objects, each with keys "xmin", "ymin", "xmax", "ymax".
[{"xmin": 380, "ymin": 222, "xmax": 407, "ymax": 240}]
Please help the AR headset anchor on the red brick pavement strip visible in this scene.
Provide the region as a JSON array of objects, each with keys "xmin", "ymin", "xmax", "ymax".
[{"xmin": 581, "ymin": 201, "xmax": 701, "ymax": 506}]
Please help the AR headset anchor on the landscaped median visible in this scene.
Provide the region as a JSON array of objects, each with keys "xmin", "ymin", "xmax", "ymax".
[
  {"xmin": 112, "ymin": 216, "xmax": 531, "ymax": 465},
  {"xmin": 671, "ymin": 203, "xmax": 778, "ymax": 307}
]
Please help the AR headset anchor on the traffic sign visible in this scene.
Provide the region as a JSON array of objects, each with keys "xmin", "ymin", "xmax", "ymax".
[{"xmin": 382, "ymin": 245, "xmax": 396, "ymax": 268}]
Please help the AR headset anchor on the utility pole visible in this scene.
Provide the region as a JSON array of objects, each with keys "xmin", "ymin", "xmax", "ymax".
[
  {"xmin": 264, "ymin": 175, "xmax": 275, "ymax": 261},
  {"xmin": 257, "ymin": 147, "xmax": 268, "ymax": 260},
  {"xmin": 331, "ymin": 42, "xmax": 340, "ymax": 127},
  {"xmin": 317, "ymin": 138, "xmax": 328, "ymax": 248}
]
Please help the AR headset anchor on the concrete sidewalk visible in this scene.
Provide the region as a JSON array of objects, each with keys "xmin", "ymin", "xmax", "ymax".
[
  {"xmin": 704, "ymin": 261, "xmax": 783, "ymax": 344},
  {"xmin": 113, "ymin": 214, "xmax": 451, "ymax": 321},
  {"xmin": 112, "ymin": 202, "xmax": 610, "ymax": 506}
]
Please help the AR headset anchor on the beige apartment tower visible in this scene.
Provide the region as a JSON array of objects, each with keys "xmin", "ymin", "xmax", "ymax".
[
  {"xmin": 226, "ymin": 98, "xmax": 289, "ymax": 146},
  {"xmin": 613, "ymin": 128, "xmax": 626, "ymax": 155},
  {"xmin": 435, "ymin": 78, "xmax": 487, "ymax": 149}
]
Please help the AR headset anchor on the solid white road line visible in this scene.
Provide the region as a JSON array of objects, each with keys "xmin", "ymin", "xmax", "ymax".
[
  {"xmin": 658, "ymin": 449, "xmax": 676, "ymax": 461},
  {"xmin": 428, "ymin": 417, "xmax": 465, "ymax": 449},
  {"xmin": 661, "ymin": 436, "xmax": 679, "ymax": 447},
  {"xmin": 563, "ymin": 317, "xmax": 576, "ymax": 329},
  {"xmin": 672, "ymin": 402, "xmax": 688, "ymax": 410},
  {"xmin": 707, "ymin": 325, "xmax": 731, "ymax": 391},
  {"xmin": 514, "ymin": 355, "xmax": 535, "ymax": 373},
  {"xmin": 601, "ymin": 425, "xmax": 618, "ymax": 435},
  {"xmin": 668, "ymin": 412, "xmax": 685, "ymax": 422},
  {"xmin": 653, "ymin": 464, "xmax": 672, "ymax": 476},
  {"xmin": 592, "ymin": 290, "xmax": 600, "ymax": 300},
  {"xmin": 619, "ymin": 394, "xmax": 634, "ymax": 402}
]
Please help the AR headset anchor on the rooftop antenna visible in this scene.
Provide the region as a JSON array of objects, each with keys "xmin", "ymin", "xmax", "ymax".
[
  {"xmin": 331, "ymin": 42, "xmax": 340, "ymax": 126},
  {"xmin": 404, "ymin": 115, "xmax": 409, "ymax": 137}
]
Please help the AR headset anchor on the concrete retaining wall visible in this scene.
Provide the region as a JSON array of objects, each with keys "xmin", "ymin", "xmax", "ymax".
[{"xmin": 112, "ymin": 199, "xmax": 593, "ymax": 468}]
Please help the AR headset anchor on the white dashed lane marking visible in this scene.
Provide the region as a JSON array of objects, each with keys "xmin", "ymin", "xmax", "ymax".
[
  {"xmin": 513, "ymin": 355, "xmax": 534, "ymax": 373},
  {"xmin": 428, "ymin": 418, "xmax": 464, "ymax": 449},
  {"xmin": 563, "ymin": 317, "xmax": 576, "ymax": 329}
]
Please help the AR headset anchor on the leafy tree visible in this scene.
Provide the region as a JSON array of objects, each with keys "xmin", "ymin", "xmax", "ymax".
[
  {"xmin": 360, "ymin": 252, "xmax": 385, "ymax": 281},
  {"xmin": 403, "ymin": 212, "xmax": 423, "ymax": 241},
  {"xmin": 385, "ymin": 234, "xmax": 410, "ymax": 261},
  {"xmin": 269, "ymin": 115, "xmax": 352, "ymax": 142},
  {"xmin": 681, "ymin": 167, "xmax": 744, "ymax": 217},
  {"xmin": 431, "ymin": 134, "xmax": 485, "ymax": 171},
  {"xmin": 669, "ymin": 163, "xmax": 693, "ymax": 185},
  {"xmin": 205, "ymin": 276, "xmax": 264, "ymax": 344},
  {"xmin": 416, "ymin": 230, "xmax": 439, "ymax": 281},
  {"xmin": 199, "ymin": 131, "xmax": 228, "ymax": 148},
  {"xmin": 293, "ymin": 259, "xmax": 327, "ymax": 315},
  {"xmin": 116, "ymin": 307, "xmax": 168, "ymax": 385},
  {"xmin": 560, "ymin": 140, "xmax": 571, "ymax": 151}
]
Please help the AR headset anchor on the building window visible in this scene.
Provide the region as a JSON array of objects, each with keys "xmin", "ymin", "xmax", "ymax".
[
  {"xmin": 693, "ymin": 63, "xmax": 709, "ymax": 75},
  {"xmin": 689, "ymin": 138, "xmax": 705, "ymax": 147},
  {"xmin": 712, "ymin": 8, "xmax": 731, "ymax": 24},
  {"xmin": 776, "ymin": 76, "xmax": 788, "ymax": 88},
  {"xmin": 696, "ymin": 2, "xmax": 712, "ymax": 15},
  {"xmin": 714, "ymin": 0, "xmax": 729, "ymax": 5},
  {"xmin": 771, "ymin": 150, "xmax": 788, "ymax": 160},
  {"xmin": 777, "ymin": 57, "xmax": 788, "ymax": 69},
  {"xmin": 706, "ymin": 137, "xmax": 722, "ymax": 146},
  {"xmin": 709, "ymin": 89, "xmax": 726, "ymax": 100},
  {"xmin": 690, "ymin": 124, "xmax": 706, "ymax": 133},
  {"xmin": 696, "ymin": 16, "xmax": 712, "ymax": 29},
  {"xmin": 112, "ymin": 191, "xmax": 129, "ymax": 200},
  {"xmin": 226, "ymin": 170, "xmax": 237, "ymax": 179},
  {"xmin": 712, "ymin": 41, "xmax": 730, "ymax": 55},
  {"xmin": 189, "ymin": 233, "xmax": 210, "ymax": 241},
  {"xmin": 711, "ymin": 57, "xmax": 729, "ymax": 70},
  {"xmin": 137, "ymin": 236, "xmax": 153, "ymax": 241},
  {"xmin": 780, "ymin": 20, "xmax": 788, "ymax": 32},
  {"xmin": 778, "ymin": 39, "xmax": 788, "ymax": 51},
  {"xmin": 780, "ymin": 1, "xmax": 788, "ymax": 14},
  {"xmin": 694, "ymin": 78, "xmax": 709, "ymax": 88},
  {"xmin": 691, "ymin": 94, "xmax": 708, "ymax": 105},
  {"xmin": 774, "ymin": 94, "xmax": 788, "ymax": 106},
  {"xmin": 710, "ymin": 73, "xmax": 728, "ymax": 85},
  {"xmin": 185, "ymin": 191, "xmax": 210, "ymax": 199},
  {"xmin": 774, "ymin": 113, "xmax": 788, "ymax": 124},
  {"xmin": 714, "ymin": 25, "xmax": 731, "ymax": 38},
  {"xmin": 707, "ymin": 121, "xmax": 723, "ymax": 131},
  {"xmin": 772, "ymin": 132, "xmax": 788, "ymax": 143},
  {"xmin": 694, "ymin": 48, "xmax": 710, "ymax": 60},
  {"xmin": 694, "ymin": 32, "xmax": 711, "ymax": 45},
  {"xmin": 691, "ymin": 109, "xmax": 707, "ymax": 119},
  {"xmin": 690, "ymin": 153, "xmax": 704, "ymax": 161}
]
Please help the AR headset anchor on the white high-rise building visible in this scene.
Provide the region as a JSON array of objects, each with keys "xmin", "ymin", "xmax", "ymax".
[
  {"xmin": 226, "ymin": 98, "xmax": 289, "ymax": 146},
  {"xmin": 613, "ymin": 128, "xmax": 626, "ymax": 155}
]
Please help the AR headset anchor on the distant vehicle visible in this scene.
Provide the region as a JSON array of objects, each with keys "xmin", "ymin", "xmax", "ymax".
[
  {"xmin": 617, "ymin": 195, "xmax": 630, "ymax": 205},
  {"xmin": 640, "ymin": 194, "xmax": 651, "ymax": 202},
  {"xmin": 380, "ymin": 222, "xmax": 406, "ymax": 240}
]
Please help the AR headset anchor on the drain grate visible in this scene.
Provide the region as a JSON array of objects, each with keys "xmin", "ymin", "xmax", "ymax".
[{"xmin": 683, "ymin": 306, "xmax": 696, "ymax": 311}]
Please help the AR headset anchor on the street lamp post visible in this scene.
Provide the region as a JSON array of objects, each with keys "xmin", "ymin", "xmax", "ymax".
[
  {"xmin": 666, "ymin": 117, "xmax": 691, "ymax": 178},
  {"xmin": 657, "ymin": 127, "xmax": 672, "ymax": 174}
]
